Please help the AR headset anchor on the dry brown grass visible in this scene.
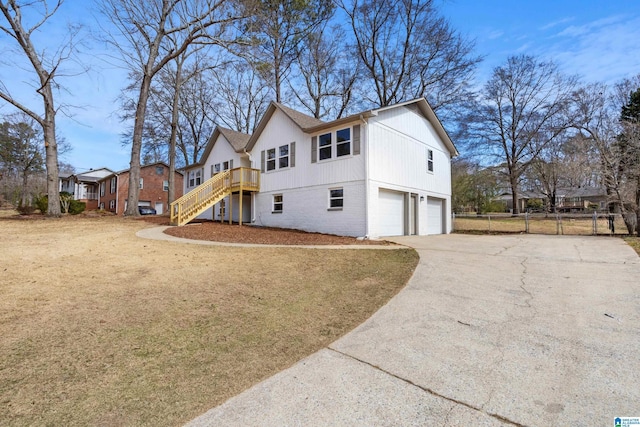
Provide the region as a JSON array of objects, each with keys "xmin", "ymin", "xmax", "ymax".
[
  {"xmin": 454, "ymin": 215, "xmax": 628, "ymax": 235},
  {"xmin": 625, "ymin": 237, "xmax": 640, "ymax": 256},
  {"xmin": 0, "ymin": 215, "xmax": 418, "ymax": 426}
]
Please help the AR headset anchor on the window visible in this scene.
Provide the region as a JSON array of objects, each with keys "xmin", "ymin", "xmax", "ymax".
[
  {"xmin": 336, "ymin": 128, "xmax": 351, "ymax": 157},
  {"xmin": 223, "ymin": 161, "xmax": 230, "ymax": 171},
  {"xmin": 110, "ymin": 177, "xmax": 116, "ymax": 194},
  {"xmin": 212, "ymin": 163, "xmax": 220, "ymax": 176},
  {"xmin": 329, "ymin": 188, "xmax": 343, "ymax": 209},
  {"xmin": 109, "ymin": 200, "xmax": 115, "ymax": 210},
  {"xmin": 195, "ymin": 169, "xmax": 202, "ymax": 185},
  {"xmin": 273, "ymin": 194, "xmax": 283, "ymax": 213},
  {"xmin": 188, "ymin": 171, "xmax": 195, "ymax": 187},
  {"xmin": 319, "ymin": 132, "xmax": 332, "ymax": 160},
  {"xmin": 163, "ymin": 180, "xmax": 169, "ymax": 191},
  {"xmin": 155, "ymin": 166, "xmax": 164, "ymax": 175},
  {"xmin": 100, "ymin": 182, "xmax": 105, "ymax": 197},
  {"xmin": 266, "ymin": 148, "xmax": 276, "ymax": 171},
  {"xmin": 427, "ymin": 149, "xmax": 434, "ymax": 172},
  {"xmin": 279, "ymin": 145, "xmax": 289, "ymax": 168},
  {"xmin": 99, "ymin": 202, "xmax": 104, "ymax": 210},
  {"xmin": 139, "ymin": 178, "xmax": 144, "ymax": 189}
]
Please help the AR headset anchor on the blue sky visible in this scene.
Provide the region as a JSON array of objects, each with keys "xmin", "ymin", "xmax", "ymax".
[{"xmin": 1, "ymin": 0, "xmax": 640, "ymax": 171}]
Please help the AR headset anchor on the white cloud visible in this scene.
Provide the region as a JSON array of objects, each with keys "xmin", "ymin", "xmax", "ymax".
[{"xmin": 539, "ymin": 17, "xmax": 575, "ymax": 31}]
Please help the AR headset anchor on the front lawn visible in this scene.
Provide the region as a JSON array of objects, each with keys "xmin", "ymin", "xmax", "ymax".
[{"xmin": 0, "ymin": 216, "xmax": 418, "ymax": 426}]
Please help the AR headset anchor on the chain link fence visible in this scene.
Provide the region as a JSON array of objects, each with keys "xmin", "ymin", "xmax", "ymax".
[{"xmin": 453, "ymin": 212, "xmax": 628, "ymax": 236}]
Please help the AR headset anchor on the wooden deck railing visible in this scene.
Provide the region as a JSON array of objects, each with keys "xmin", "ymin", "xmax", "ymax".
[{"xmin": 170, "ymin": 167, "xmax": 260, "ymax": 226}]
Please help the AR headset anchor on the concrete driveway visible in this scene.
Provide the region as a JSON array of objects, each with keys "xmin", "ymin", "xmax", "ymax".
[{"xmin": 186, "ymin": 234, "xmax": 640, "ymax": 426}]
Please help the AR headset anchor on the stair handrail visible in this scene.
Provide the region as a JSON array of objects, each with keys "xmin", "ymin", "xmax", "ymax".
[{"xmin": 170, "ymin": 170, "xmax": 231, "ymax": 225}]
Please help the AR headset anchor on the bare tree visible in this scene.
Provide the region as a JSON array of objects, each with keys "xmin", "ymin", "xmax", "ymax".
[
  {"xmin": 288, "ymin": 25, "xmax": 358, "ymax": 119},
  {"xmin": 340, "ymin": 0, "xmax": 480, "ymax": 111},
  {"xmin": 0, "ymin": 0, "xmax": 80, "ymax": 215},
  {"xmin": 210, "ymin": 59, "xmax": 271, "ymax": 134},
  {"xmin": 241, "ymin": 0, "xmax": 334, "ymax": 102},
  {"xmin": 99, "ymin": 0, "xmax": 242, "ymax": 216},
  {"xmin": 468, "ymin": 55, "xmax": 577, "ymax": 214},
  {"xmin": 571, "ymin": 81, "xmax": 640, "ymax": 234}
]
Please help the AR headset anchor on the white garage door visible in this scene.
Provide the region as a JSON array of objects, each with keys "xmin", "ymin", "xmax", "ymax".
[
  {"xmin": 379, "ymin": 189, "xmax": 404, "ymax": 236},
  {"xmin": 427, "ymin": 198, "xmax": 444, "ymax": 235}
]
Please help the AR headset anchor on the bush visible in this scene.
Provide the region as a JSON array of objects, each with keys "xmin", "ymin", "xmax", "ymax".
[
  {"xmin": 34, "ymin": 194, "xmax": 48, "ymax": 214},
  {"xmin": 16, "ymin": 200, "xmax": 36, "ymax": 215},
  {"xmin": 68, "ymin": 200, "xmax": 85, "ymax": 215}
]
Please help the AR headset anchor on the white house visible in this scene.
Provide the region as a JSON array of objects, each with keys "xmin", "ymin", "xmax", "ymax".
[{"xmin": 179, "ymin": 98, "xmax": 458, "ymax": 237}]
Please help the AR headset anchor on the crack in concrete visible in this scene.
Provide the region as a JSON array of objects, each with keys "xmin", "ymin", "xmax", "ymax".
[{"xmin": 328, "ymin": 347, "xmax": 528, "ymax": 427}]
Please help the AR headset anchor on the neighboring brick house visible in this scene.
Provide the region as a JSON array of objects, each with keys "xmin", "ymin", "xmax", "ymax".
[{"xmin": 97, "ymin": 162, "xmax": 184, "ymax": 215}]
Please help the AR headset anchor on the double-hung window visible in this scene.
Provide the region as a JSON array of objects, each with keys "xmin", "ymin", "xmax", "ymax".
[
  {"xmin": 189, "ymin": 171, "xmax": 195, "ymax": 187},
  {"xmin": 279, "ymin": 145, "xmax": 289, "ymax": 168},
  {"xmin": 110, "ymin": 177, "xmax": 116, "ymax": 193},
  {"xmin": 212, "ymin": 163, "xmax": 221, "ymax": 176},
  {"xmin": 266, "ymin": 148, "xmax": 276, "ymax": 171},
  {"xmin": 139, "ymin": 178, "xmax": 144, "ymax": 190},
  {"xmin": 319, "ymin": 132, "xmax": 332, "ymax": 160},
  {"xmin": 329, "ymin": 188, "xmax": 344, "ymax": 209},
  {"xmin": 427, "ymin": 149, "xmax": 434, "ymax": 173},
  {"xmin": 100, "ymin": 182, "xmax": 105, "ymax": 197},
  {"xmin": 163, "ymin": 180, "xmax": 169, "ymax": 191},
  {"xmin": 109, "ymin": 200, "xmax": 115, "ymax": 210},
  {"xmin": 195, "ymin": 169, "xmax": 202, "ymax": 185},
  {"xmin": 223, "ymin": 161, "xmax": 230, "ymax": 171},
  {"xmin": 262, "ymin": 143, "xmax": 294, "ymax": 172},
  {"xmin": 336, "ymin": 128, "xmax": 351, "ymax": 157},
  {"xmin": 273, "ymin": 194, "xmax": 283, "ymax": 213}
]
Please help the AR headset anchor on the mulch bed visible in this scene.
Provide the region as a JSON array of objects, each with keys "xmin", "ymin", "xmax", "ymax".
[{"xmin": 154, "ymin": 218, "xmax": 391, "ymax": 245}]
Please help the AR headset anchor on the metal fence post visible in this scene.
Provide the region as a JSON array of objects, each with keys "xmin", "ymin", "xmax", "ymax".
[{"xmin": 525, "ymin": 212, "xmax": 529, "ymax": 233}]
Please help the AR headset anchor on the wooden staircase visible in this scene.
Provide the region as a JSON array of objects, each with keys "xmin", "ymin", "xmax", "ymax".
[{"xmin": 170, "ymin": 167, "xmax": 260, "ymax": 226}]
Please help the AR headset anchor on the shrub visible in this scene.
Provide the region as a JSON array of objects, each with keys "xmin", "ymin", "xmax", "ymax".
[
  {"xmin": 68, "ymin": 200, "xmax": 85, "ymax": 215},
  {"xmin": 34, "ymin": 194, "xmax": 48, "ymax": 214},
  {"xmin": 17, "ymin": 200, "xmax": 36, "ymax": 215}
]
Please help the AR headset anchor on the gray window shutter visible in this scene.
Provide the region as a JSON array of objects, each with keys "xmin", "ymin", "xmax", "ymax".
[
  {"xmin": 290, "ymin": 142, "xmax": 295, "ymax": 167},
  {"xmin": 311, "ymin": 136, "xmax": 317, "ymax": 163},
  {"xmin": 261, "ymin": 150, "xmax": 265, "ymax": 173},
  {"xmin": 353, "ymin": 124, "xmax": 361, "ymax": 155},
  {"xmin": 230, "ymin": 159, "xmax": 234, "ymax": 169}
]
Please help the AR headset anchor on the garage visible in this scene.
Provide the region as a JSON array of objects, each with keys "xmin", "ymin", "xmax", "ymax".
[
  {"xmin": 427, "ymin": 198, "xmax": 444, "ymax": 235},
  {"xmin": 378, "ymin": 189, "xmax": 405, "ymax": 236}
]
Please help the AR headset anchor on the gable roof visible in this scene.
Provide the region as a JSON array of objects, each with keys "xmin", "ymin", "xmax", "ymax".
[
  {"xmin": 187, "ymin": 126, "xmax": 251, "ymax": 169},
  {"xmin": 245, "ymin": 101, "xmax": 325, "ymax": 152},
  {"xmin": 246, "ymin": 98, "xmax": 458, "ymax": 156}
]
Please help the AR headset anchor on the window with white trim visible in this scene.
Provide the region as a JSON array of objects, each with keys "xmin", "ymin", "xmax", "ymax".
[
  {"xmin": 212, "ymin": 163, "xmax": 220, "ymax": 176},
  {"xmin": 427, "ymin": 149, "xmax": 434, "ymax": 173},
  {"xmin": 316, "ymin": 127, "xmax": 352, "ymax": 161},
  {"xmin": 273, "ymin": 194, "xmax": 283, "ymax": 213},
  {"xmin": 100, "ymin": 182, "xmax": 105, "ymax": 197},
  {"xmin": 279, "ymin": 145, "xmax": 289, "ymax": 168},
  {"xmin": 109, "ymin": 200, "xmax": 115, "ymax": 210},
  {"xmin": 99, "ymin": 202, "xmax": 105, "ymax": 210},
  {"xmin": 163, "ymin": 180, "xmax": 169, "ymax": 191},
  {"xmin": 266, "ymin": 148, "xmax": 276, "ymax": 171},
  {"xmin": 329, "ymin": 188, "xmax": 343, "ymax": 209},
  {"xmin": 188, "ymin": 171, "xmax": 195, "ymax": 187},
  {"xmin": 110, "ymin": 177, "xmax": 116, "ymax": 193},
  {"xmin": 262, "ymin": 143, "xmax": 294, "ymax": 172},
  {"xmin": 336, "ymin": 128, "xmax": 351, "ymax": 157},
  {"xmin": 195, "ymin": 169, "xmax": 202, "ymax": 185},
  {"xmin": 319, "ymin": 132, "xmax": 332, "ymax": 160},
  {"xmin": 223, "ymin": 161, "xmax": 230, "ymax": 171},
  {"xmin": 139, "ymin": 178, "xmax": 144, "ymax": 189}
]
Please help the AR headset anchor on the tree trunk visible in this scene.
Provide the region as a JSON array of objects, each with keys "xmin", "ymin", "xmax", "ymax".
[
  {"xmin": 168, "ymin": 64, "xmax": 183, "ymax": 207},
  {"xmin": 125, "ymin": 75, "xmax": 153, "ymax": 216},
  {"xmin": 43, "ymin": 84, "xmax": 61, "ymax": 216},
  {"xmin": 21, "ymin": 168, "xmax": 29, "ymax": 207},
  {"xmin": 510, "ymin": 173, "xmax": 520, "ymax": 215}
]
